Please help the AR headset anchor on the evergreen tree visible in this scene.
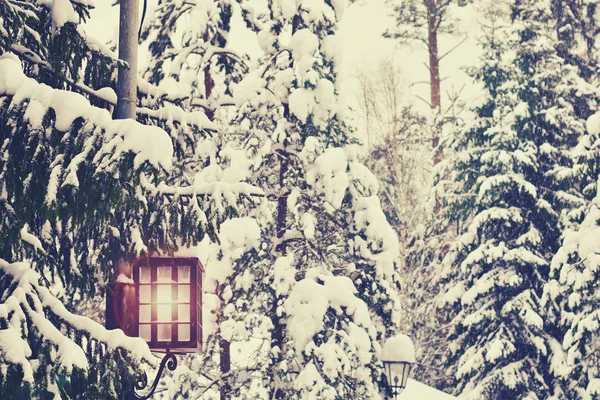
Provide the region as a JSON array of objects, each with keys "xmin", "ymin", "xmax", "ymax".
[
  {"xmin": 544, "ymin": 176, "xmax": 600, "ymax": 399},
  {"xmin": 435, "ymin": 0, "xmax": 595, "ymax": 397},
  {"xmin": 199, "ymin": 0, "xmax": 405, "ymax": 397},
  {"xmin": 0, "ymin": 1, "xmax": 258, "ymax": 397}
]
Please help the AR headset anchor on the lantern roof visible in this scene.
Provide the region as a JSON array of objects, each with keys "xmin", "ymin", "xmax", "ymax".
[{"xmin": 383, "ymin": 334, "xmax": 415, "ymax": 363}]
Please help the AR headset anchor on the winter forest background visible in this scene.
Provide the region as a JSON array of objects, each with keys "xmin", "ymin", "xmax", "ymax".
[{"xmin": 2, "ymin": 0, "xmax": 600, "ymax": 399}]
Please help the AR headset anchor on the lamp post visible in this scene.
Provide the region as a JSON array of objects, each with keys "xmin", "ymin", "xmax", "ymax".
[
  {"xmin": 382, "ymin": 334, "xmax": 415, "ymax": 399},
  {"xmin": 107, "ymin": 257, "xmax": 204, "ymax": 399}
]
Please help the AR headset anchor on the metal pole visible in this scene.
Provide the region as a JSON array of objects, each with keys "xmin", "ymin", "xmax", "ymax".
[
  {"xmin": 114, "ymin": 0, "xmax": 138, "ymax": 397},
  {"xmin": 115, "ymin": 0, "xmax": 139, "ymax": 120}
]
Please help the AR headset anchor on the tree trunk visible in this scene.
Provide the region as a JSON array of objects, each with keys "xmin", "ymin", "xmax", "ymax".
[
  {"xmin": 269, "ymin": 16, "xmax": 301, "ymax": 398},
  {"xmin": 270, "ymin": 112, "xmax": 290, "ymax": 399},
  {"xmin": 201, "ymin": 32, "xmax": 229, "ymax": 398},
  {"xmin": 427, "ymin": 4, "xmax": 442, "ymax": 166},
  {"xmin": 219, "ymin": 339, "xmax": 231, "ymax": 400},
  {"xmin": 428, "ymin": 20, "xmax": 441, "ymax": 112},
  {"xmin": 204, "ymin": 31, "xmax": 215, "ymax": 121}
]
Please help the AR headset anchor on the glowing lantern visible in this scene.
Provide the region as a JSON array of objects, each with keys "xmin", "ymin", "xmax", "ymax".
[{"xmin": 132, "ymin": 257, "xmax": 203, "ymax": 352}]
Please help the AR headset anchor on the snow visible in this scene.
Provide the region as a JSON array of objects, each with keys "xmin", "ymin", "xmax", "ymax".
[
  {"xmin": 300, "ymin": 212, "xmax": 316, "ymax": 239},
  {"xmin": 115, "ymin": 273, "xmax": 134, "ymax": 284},
  {"xmin": 586, "ymin": 111, "xmax": 600, "ymax": 136},
  {"xmin": 0, "ymin": 327, "xmax": 33, "ymax": 382},
  {"xmin": 513, "ymin": 101, "xmax": 530, "ymax": 118},
  {"xmin": 289, "ymin": 29, "xmax": 319, "ymax": 64},
  {"xmin": 289, "ymin": 87, "xmax": 313, "ymax": 123},
  {"xmin": 233, "ymin": 70, "xmax": 265, "ymax": 105},
  {"xmin": 20, "ymin": 224, "xmax": 45, "ymax": 253},
  {"xmin": 305, "ymin": 147, "xmax": 349, "ymax": 209},
  {"xmin": 0, "ymin": 54, "xmax": 174, "ymax": 170},
  {"xmin": 218, "ymin": 217, "xmax": 261, "ymax": 260},
  {"xmin": 382, "ymin": 333, "xmax": 415, "ymax": 363},
  {"xmin": 320, "ymin": 34, "xmax": 342, "ymax": 66},
  {"xmin": 577, "ymin": 225, "xmax": 600, "ymax": 257},
  {"xmin": 294, "ymin": 363, "xmax": 337, "ymax": 399},
  {"xmin": 100, "ymin": 119, "xmax": 174, "ymax": 170},
  {"xmin": 588, "ymin": 379, "xmax": 600, "ymax": 398},
  {"xmin": 41, "ymin": 0, "xmax": 80, "ymax": 32},
  {"xmin": 351, "ymin": 195, "xmax": 400, "ymax": 281},
  {"xmin": 273, "ymin": 255, "xmax": 296, "ymax": 296},
  {"xmin": 403, "ymin": 379, "xmax": 457, "ymax": 399},
  {"xmin": 349, "ymin": 161, "xmax": 379, "ymax": 195},
  {"xmin": 285, "ymin": 273, "xmax": 373, "ymax": 354},
  {"xmin": 94, "ymin": 86, "xmax": 118, "ymax": 105},
  {"xmin": 0, "ymin": 258, "xmax": 157, "ymax": 374},
  {"xmin": 130, "ymin": 225, "xmax": 147, "ymax": 255}
]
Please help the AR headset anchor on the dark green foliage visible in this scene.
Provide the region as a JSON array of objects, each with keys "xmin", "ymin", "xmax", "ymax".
[{"xmin": 435, "ymin": 1, "xmax": 598, "ymax": 398}]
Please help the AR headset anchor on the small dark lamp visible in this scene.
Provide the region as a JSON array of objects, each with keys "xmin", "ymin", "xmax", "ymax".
[{"xmin": 382, "ymin": 334, "xmax": 415, "ymax": 398}]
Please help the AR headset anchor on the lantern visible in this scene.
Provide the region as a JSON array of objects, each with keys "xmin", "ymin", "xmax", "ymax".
[
  {"xmin": 132, "ymin": 257, "xmax": 203, "ymax": 352},
  {"xmin": 382, "ymin": 334, "xmax": 415, "ymax": 398}
]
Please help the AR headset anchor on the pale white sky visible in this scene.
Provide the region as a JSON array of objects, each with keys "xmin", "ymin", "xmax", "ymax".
[{"xmin": 86, "ymin": 0, "xmax": 481, "ymax": 121}]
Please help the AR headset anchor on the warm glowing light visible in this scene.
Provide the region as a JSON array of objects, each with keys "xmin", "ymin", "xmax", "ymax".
[
  {"xmin": 133, "ymin": 257, "xmax": 203, "ymax": 352},
  {"xmin": 140, "ymin": 285, "xmax": 151, "ymax": 302},
  {"xmin": 157, "ymin": 266, "xmax": 171, "ymax": 282},
  {"xmin": 157, "ymin": 285, "xmax": 171, "ymax": 302},
  {"xmin": 178, "ymin": 285, "xmax": 190, "ymax": 302}
]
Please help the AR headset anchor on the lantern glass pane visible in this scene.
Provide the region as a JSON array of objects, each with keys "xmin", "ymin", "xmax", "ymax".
[
  {"xmin": 401, "ymin": 363, "xmax": 411, "ymax": 387},
  {"xmin": 139, "ymin": 305, "xmax": 151, "ymax": 322},
  {"xmin": 390, "ymin": 362, "xmax": 404, "ymax": 381},
  {"xmin": 178, "ymin": 285, "xmax": 190, "ymax": 302},
  {"xmin": 178, "ymin": 324, "xmax": 190, "ymax": 341},
  {"xmin": 158, "ymin": 266, "xmax": 171, "ymax": 282},
  {"xmin": 158, "ymin": 324, "xmax": 171, "ymax": 341},
  {"xmin": 178, "ymin": 304, "xmax": 190, "ymax": 322},
  {"xmin": 139, "ymin": 285, "xmax": 151, "ymax": 303},
  {"xmin": 157, "ymin": 285, "xmax": 171, "ymax": 303},
  {"xmin": 140, "ymin": 267, "xmax": 151, "ymax": 283},
  {"xmin": 158, "ymin": 304, "xmax": 171, "ymax": 322},
  {"xmin": 178, "ymin": 266, "xmax": 191, "ymax": 283},
  {"xmin": 139, "ymin": 324, "xmax": 151, "ymax": 341}
]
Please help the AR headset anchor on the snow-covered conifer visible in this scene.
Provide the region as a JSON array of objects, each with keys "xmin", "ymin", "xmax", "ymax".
[
  {"xmin": 435, "ymin": 0, "xmax": 595, "ymax": 397},
  {"xmin": 0, "ymin": 1, "xmax": 260, "ymax": 397},
  {"xmin": 544, "ymin": 177, "xmax": 600, "ymax": 399},
  {"xmin": 194, "ymin": 0, "xmax": 405, "ymax": 397}
]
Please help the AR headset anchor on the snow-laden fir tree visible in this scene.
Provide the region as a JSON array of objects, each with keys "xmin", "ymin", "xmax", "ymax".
[
  {"xmin": 187, "ymin": 0, "xmax": 405, "ymax": 398},
  {"xmin": 543, "ymin": 174, "xmax": 600, "ymax": 399},
  {"xmin": 541, "ymin": 106, "xmax": 600, "ymax": 399},
  {"xmin": 0, "ymin": 1, "xmax": 162, "ymax": 395},
  {"xmin": 140, "ymin": 0, "xmax": 246, "ymax": 120},
  {"xmin": 0, "ymin": 0, "xmax": 260, "ymax": 397},
  {"xmin": 435, "ymin": 0, "xmax": 597, "ymax": 397},
  {"xmin": 136, "ymin": 1, "xmax": 268, "ymax": 398},
  {"xmin": 551, "ymin": 0, "xmax": 600, "ymax": 80}
]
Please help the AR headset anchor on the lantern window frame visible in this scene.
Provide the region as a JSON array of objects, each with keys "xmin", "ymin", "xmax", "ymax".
[{"xmin": 132, "ymin": 257, "xmax": 203, "ymax": 353}]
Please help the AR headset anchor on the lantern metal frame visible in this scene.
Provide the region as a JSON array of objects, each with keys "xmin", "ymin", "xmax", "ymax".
[
  {"xmin": 132, "ymin": 256, "xmax": 204, "ymax": 353},
  {"xmin": 383, "ymin": 359, "xmax": 412, "ymax": 399}
]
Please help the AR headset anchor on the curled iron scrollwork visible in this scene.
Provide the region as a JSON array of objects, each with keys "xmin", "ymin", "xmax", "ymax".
[{"xmin": 133, "ymin": 353, "xmax": 178, "ymax": 399}]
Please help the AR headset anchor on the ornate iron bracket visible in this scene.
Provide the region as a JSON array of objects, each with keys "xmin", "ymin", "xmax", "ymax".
[{"xmin": 133, "ymin": 353, "xmax": 178, "ymax": 399}]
